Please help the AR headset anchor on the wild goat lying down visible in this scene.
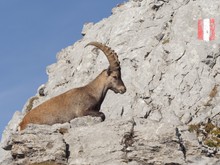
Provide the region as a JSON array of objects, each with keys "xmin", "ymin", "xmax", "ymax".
[{"xmin": 18, "ymin": 42, "xmax": 126, "ymax": 131}]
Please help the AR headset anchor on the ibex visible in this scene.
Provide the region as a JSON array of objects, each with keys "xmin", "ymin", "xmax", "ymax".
[{"xmin": 18, "ymin": 42, "xmax": 126, "ymax": 131}]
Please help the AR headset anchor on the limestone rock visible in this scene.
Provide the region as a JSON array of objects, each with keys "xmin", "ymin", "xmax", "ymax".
[
  {"xmin": 10, "ymin": 125, "xmax": 67, "ymax": 165},
  {"xmin": 2, "ymin": 0, "xmax": 220, "ymax": 164},
  {"xmin": 1, "ymin": 111, "xmax": 22, "ymax": 150},
  {"xmin": 0, "ymin": 147, "xmax": 12, "ymax": 165}
]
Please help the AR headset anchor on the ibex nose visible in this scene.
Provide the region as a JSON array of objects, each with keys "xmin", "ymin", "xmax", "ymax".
[{"xmin": 119, "ymin": 86, "xmax": 126, "ymax": 94}]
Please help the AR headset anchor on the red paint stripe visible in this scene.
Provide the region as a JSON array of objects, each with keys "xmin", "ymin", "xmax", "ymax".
[
  {"xmin": 209, "ymin": 18, "xmax": 215, "ymax": 40},
  {"xmin": 198, "ymin": 19, "xmax": 203, "ymax": 40}
]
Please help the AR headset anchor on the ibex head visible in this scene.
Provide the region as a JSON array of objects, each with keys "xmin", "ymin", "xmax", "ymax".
[{"xmin": 85, "ymin": 42, "xmax": 126, "ymax": 94}]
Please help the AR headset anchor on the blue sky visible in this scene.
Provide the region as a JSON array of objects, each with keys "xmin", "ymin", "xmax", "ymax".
[{"xmin": 0, "ymin": 0, "xmax": 126, "ymax": 139}]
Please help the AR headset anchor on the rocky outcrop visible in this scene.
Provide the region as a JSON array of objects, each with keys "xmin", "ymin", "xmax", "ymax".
[{"xmin": 1, "ymin": 0, "xmax": 220, "ymax": 164}]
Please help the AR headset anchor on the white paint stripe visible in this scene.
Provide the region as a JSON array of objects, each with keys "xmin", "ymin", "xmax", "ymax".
[{"xmin": 203, "ymin": 18, "xmax": 210, "ymax": 42}]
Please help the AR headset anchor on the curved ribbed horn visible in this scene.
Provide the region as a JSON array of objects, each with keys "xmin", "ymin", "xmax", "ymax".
[{"xmin": 85, "ymin": 42, "xmax": 120, "ymax": 71}]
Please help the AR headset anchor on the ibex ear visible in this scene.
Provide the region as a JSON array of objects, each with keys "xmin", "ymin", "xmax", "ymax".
[{"xmin": 107, "ymin": 67, "xmax": 112, "ymax": 76}]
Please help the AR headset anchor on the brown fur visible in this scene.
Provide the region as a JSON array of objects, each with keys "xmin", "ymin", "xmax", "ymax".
[{"xmin": 18, "ymin": 42, "xmax": 126, "ymax": 130}]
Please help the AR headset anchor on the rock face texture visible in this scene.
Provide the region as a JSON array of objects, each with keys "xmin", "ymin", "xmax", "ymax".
[{"xmin": 1, "ymin": 0, "xmax": 220, "ymax": 164}]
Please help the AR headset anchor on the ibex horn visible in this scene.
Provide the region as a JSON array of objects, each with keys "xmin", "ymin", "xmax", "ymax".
[{"xmin": 85, "ymin": 42, "xmax": 120, "ymax": 71}]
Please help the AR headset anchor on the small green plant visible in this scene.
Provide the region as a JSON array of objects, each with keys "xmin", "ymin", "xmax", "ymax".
[
  {"xmin": 204, "ymin": 139, "xmax": 218, "ymax": 148},
  {"xmin": 188, "ymin": 121, "xmax": 220, "ymax": 148},
  {"xmin": 162, "ymin": 38, "xmax": 170, "ymax": 44},
  {"xmin": 188, "ymin": 124, "xmax": 200, "ymax": 135},
  {"xmin": 204, "ymin": 122, "xmax": 215, "ymax": 133},
  {"xmin": 211, "ymin": 128, "xmax": 220, "ymax": 137},
  {"xmin": 30, "ymin": 161, "xmax": 65, "ymax": 165}
]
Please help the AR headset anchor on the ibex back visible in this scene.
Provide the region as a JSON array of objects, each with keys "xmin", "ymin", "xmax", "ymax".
[{"xmin": 18, "ymin": 42, "xmax": 126, "ymax": 130}]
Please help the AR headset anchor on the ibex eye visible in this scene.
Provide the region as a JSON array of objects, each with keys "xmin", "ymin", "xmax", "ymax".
[{"xmin": 113, "ymin": 76, "xmax": 118, "ymax": 79}]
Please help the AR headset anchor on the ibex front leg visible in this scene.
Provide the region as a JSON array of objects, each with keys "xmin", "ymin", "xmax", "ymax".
[{"xmin": 83, "ymin": 110, "xmax": 105, "ymax": 121}]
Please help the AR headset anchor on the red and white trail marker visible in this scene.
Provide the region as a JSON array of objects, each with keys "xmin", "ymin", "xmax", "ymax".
[{"xmin": 198, "ymin": 18, "xmax": 215, "ymax": 41}]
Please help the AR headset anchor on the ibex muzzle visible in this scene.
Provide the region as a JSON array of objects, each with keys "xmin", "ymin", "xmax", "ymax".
[
  {"xmin": 108, "ymin": 70, "xmax": 126, "ymax": 94},
  {"xmin": 18, "ymin": 42, "xmax": 126, "ymax": 131}
]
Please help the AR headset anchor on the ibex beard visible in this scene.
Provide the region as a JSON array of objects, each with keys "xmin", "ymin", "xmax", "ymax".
[{"xmin": 18, "ymin": 42, "xmax": 126, "ymax": 131}]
